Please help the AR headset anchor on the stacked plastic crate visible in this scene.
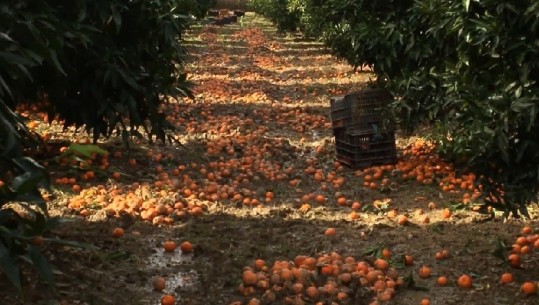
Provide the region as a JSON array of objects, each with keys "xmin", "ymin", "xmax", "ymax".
[{"xmin": 330, "ymin": 89, "xmax": 397, "ymax": 169}]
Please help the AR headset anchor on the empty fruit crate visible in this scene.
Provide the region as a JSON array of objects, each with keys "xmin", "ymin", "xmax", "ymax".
[{"xmin": 330, "ymin": 89, "xmax": 392, "ymax": 129}]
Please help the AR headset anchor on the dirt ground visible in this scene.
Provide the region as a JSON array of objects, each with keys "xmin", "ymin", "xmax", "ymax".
[{"xmin": 1, "ymin": 12, "xmax": 538, "ymax": 305}]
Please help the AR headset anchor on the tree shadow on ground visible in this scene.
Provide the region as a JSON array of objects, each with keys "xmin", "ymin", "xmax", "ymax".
[{"xmin": 1, "ymin": 202, "xmax": 536, "ymax": 305}]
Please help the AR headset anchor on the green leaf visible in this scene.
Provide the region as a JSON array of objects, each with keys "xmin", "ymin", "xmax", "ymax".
[
  {"xmin": 18, "ymin": 210, "xmax": 47, "ymax": 234},
  {"xmin": 0, "ymin": 51, "xmax": 35, "ymax": 66},
  {"xmin": 463, "ymin": 0, "xmax": 470, "ymax": 12},
  {"xmin": 112, "ymin": 8, "xmax": 122, "ymax": 33},
  {"xmin": 48, "ymin": 50, "xmax": 66, "ymax": 76},
  {"xmin": 28, "ymin": 246, "xmax": 55, "ymax": 288},
  {"xmin": 514, "ymin": 86, "xmax": 522, "ymax": 98},
  {"xmin": 12, "ymin": 172, "xmax": 45, "ymax": 195},
  {"xmin": 44, "ymin": 238, "xmax": 99, "ymax": 250},
  {"xmin": 0, "ymin": 33, "xmax": 14, "ymax": 42},
  {"xmin": 61, "ymin": 144, "xmax": 108, "ymax": 159},
  {"xmin": 42, "ymin": 217, "xmax": 76, "ymax": 232},
  {"xmin": 511, "ymin": 100, "xmax": 533, "ymax": 112},
  {"xmin": 0, "ymin": 75, "xmax": 12, "ymax": 97},
  {"xmin": 0, "ymin": 242, "xmax": 22, "ymax": 291},
  {"xmin": 13, "ymin": 157, "xmax": 47, "ymax": 178},
  {"xmin": 105, "ymin": 250, "xmax": 131, "ymax": 261}
]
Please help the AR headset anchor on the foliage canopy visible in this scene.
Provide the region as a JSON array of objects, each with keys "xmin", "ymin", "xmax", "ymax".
[{"xmin": 250, "ymin": 0, "xmax": 539, "ymax": 216}]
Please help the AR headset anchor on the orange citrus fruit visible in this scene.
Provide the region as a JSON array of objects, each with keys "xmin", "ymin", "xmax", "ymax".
[
  {"xmin": 418, "ymin": 266, "xmax": 431, "ymax": 278},
  {"xmin": 112, "ymin": 227, "xmax": 124, "ymax": 238},
  {"xmin": 161, "ymin": 294, "xmax": 175, "ymax": 305},
  {"xmin": 153, "ymin": 277, "xmax": 166, "ymax": 291},
  {"xmin": 457, "ymin": 274, "xmax": 473, "ymax": 289},
  {"xmin": 500, "ymin": 273, "xmax": 513, "ymax": 285},
  {"xmin": 521, "ymin": 282, "xmax": 537, "ymax": 296},
  {"xmin": 324, "ymin": 228, "xmax": 336, "ymax": 236},
  {"xmin": 180, "ymin": 241, "xmax": 193, "ymax": 253},
  {"xmin": 163, "ymin": 241, "xmax": 177, "ymax": 252}
]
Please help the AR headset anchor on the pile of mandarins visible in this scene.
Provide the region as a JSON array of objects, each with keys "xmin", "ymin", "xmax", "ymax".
[{"xmin": 230, "ymin": 251, "xmax": 403, "ymax": 305}]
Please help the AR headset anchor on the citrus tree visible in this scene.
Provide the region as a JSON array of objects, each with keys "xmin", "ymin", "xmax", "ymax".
[
  {"xmin": 249, "ymin": 0, "xmax": 302, "ymax": 32},
  {"xmin": 0, "ymin": 0, "xmax": 202, "ymax": 290},
  {"xmin": 258, "ymin": 0, "xmax": 539, "ymax": 217}
]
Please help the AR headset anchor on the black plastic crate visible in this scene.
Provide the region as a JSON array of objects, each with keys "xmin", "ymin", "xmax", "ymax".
[
  {"xmin": 335, "ymin": 128, "xmax": 397, "ymax": 169},
  {"xmin": 330, "ymin": 89, "xmax": 392, "ymax": 129},
  {"xmin": 234, "ymin": 10, "xmax": 246, "ymax": 17}
]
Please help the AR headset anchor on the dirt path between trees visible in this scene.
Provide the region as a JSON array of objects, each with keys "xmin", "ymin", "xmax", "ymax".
[{"xmin": 1, "ymin": 12, "xmax": 538, "ymax": 305}]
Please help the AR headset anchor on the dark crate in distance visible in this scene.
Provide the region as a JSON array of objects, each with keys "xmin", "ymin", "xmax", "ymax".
[
  {"xmin": 335, "ymin": 128, "xmax": 397, "ymax": 169},
  {"xmin": 330, "ymin": 89, "xmax": 392, "ymax": 130}
]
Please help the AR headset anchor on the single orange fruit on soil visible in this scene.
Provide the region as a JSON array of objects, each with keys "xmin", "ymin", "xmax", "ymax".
[
  {"xmin": 191, "ymin": 206, "xmax": 204, "ymax": 216},
  {"xmin": 418, "ymin": 266, "xmax": 431, "ymax": 278},
  {"xmin": 180, "ymin": 241, "xmax": 193, "ymax": 253},
  {"xmin": 515, "ymin": 236, "xmax": 528, "ymax": 246},
  {"xmin": 521, "ymin": 281, "xmax": 537, "ymax": 296},
  {"xmin": 72, "ymin": 184, "xmax": 81, "ymax": 192},
  {"xmin": 315, "ymin": 195, "xmax": 325, "ymax": 203},
  {"xmin": 366, "ymin": 270, "xmax": 384, "ymax": 283},
  {"xmin": 398, "ymin": 215, "xmax": 408, "ymax": 225},
  {"xmin": 441, "ymin": 208, "xmax": 452, "ymax": 219},
  {"xmin": 242, "ymin": 270, "xmax": 257, "ymax": 286},
  {"xmin": 404, "ymin": 255, "xmax": 414, "ymax": 266},
  {"xmin": 500, "ymin": 273, "xmax": 513, "ymax": 285},
  {"xmin": 112, "ymin": 227, "xmax": 124, "ymax": 238},
  {"xmin": 520, "ymin": 245, "xmax": 532, "ymax": 254},
  {"xmin": 163, "ymin": 241, "xmax": 177, "ymax": 252},
  {"xmin": 337, "ymin": 197, "xmax": 347, "ymax": 206},
  {"xmin": 441, "ymin": 249, "xmax": 450, "ymax": 259},
  {"xmin": 419, "ymin": 298, "xmax": 430, "ymax": 305},
  {"xmin": 508, "ymin": 253, "xmax": 521, "ymax": 268},
  {"xmin": 112, "ymin": 172, "xmax": 121, "ymax": 180},
  {"xmin": 350, "ymin": 211, "xmax": 360, "ymax": 220},
  {"xmin": 320, "ymin": 265, "xmax": 333, "ymax": 276},
  {"xmin": 161, "ymin": 294, "xmax": 175, "ymax": 305},
  {"xmin": 305, "ymin": 286, "xmax": 319, "ymax": 299},
  {"xmin": 522, "ymin": 226, "xmax": 533, "ymax": 234},
  {"xmin": 324, "ymin": 227, "xmax": 336, "ymax": 236},
  {"xmin": 374, "ymin": 258, "xmax": 389, "ymax": 270},
  {"xmin": 457, "ymin": 274, "xmax": 473, "ymax": 289},
  {"xmin": 436, "ymin": 276, "xmax": 448, "ymax": 286},
  {"xmin": 382, "ymin": 248, "xmax": 391, "ymax": 258},
  {"xmin": 153, "ymin": 277, "xmax": 166, "ymax": 291},
  {"xmin": 254, "ymin": 259, "xmax": 266, "ymax": 270}
]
